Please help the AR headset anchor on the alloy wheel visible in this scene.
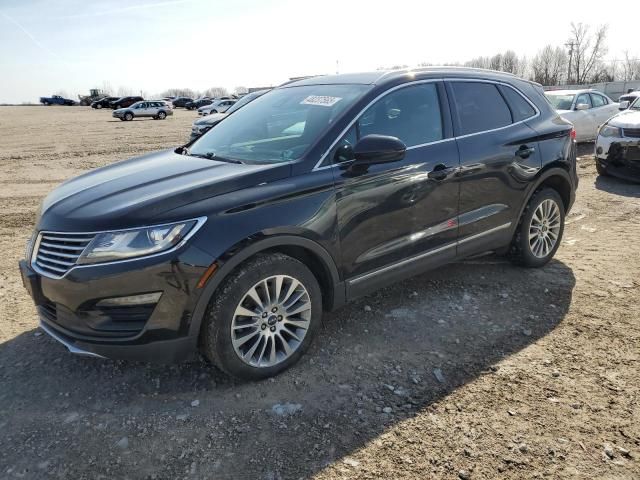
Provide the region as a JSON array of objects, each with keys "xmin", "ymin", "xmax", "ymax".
[
  {"xmin": 231, "ymin": 275, "xmax": 312, "ymax": 368},
  {"xmin": 528, "ymin": 198, "xmax": 561, "ymax": 258}
]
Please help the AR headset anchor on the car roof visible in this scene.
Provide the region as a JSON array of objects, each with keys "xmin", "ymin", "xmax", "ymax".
[
  {"xmin": 545, "ymin": 89, "xmax": 597, "ymax": 95},
  {"xmin": 281, "ymin": 67, "xmax": 530, "ymax": 88}
]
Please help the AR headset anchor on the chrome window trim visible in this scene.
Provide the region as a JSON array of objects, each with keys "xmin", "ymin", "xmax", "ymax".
[
  {"xmin": 31, "ymin": 216, "xmax": 207, "ymax": 280},
  {"xmin": 446, "ymin": 78, "xmax": 540, "ymax": 140},
  {"xmin": 313, "ymin": 77, "xmax": 540, "ymax": 171},
  {"xmin": 348, "ymin": 222, "xmax": 512, "ymax": 285}
]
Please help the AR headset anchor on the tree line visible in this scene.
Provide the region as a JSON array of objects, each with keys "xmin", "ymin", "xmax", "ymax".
[{"xmin": 408, "ymin": 23, "xmax": 640, "ymax": 86}]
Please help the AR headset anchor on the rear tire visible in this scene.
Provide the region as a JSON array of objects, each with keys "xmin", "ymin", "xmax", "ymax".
[
  {"xmin": 509, "ymin": 188, "xmax": 565, "ymax": 268},
  {"xmin": 201, "ymin": 253, "xmax": 322, "ymax": 380},
  {"xmin": 157, "ymin": 111, "xmax": 167, "ymax": 120}
]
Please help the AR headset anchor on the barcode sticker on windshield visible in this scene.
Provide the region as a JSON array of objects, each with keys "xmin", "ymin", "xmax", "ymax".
[{"xmin": 301, "ymin": 95, "xmax": 342, "ymax": 107}]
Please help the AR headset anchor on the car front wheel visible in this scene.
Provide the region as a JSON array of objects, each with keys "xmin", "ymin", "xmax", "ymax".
[
  {"xmin": 201, "ymin": 253, "xmax": 322, "ymax": 380},
  {"xmin": 96, "ymin": 104, "xmax": 103, "ymax": 109},
  {"xmin": 509, "ymin": 188, "xmax": 565, "ymax": 268},
  {"xmin": 124, "ymin": 112, "xmax": 133, "ymax": 121}
]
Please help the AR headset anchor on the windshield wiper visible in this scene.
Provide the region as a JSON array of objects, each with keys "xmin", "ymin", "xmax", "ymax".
[{"xmin": 183, "ymin": 150, "xmax": 242, "ymax": 164}]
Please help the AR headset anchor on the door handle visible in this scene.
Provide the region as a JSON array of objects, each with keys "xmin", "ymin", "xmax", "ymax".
[
  {"xmin": 428, "ymin": 164, "xmax": 456, "ymax": 181},
  {"xmin": 515, "ymin": 145, "xmax": 536, "ymax": 159}
]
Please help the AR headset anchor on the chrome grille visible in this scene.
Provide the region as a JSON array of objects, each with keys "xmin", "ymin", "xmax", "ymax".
[
  {"xmin": 623, "ymin": 128, "xmax": 640, "ymax": 138},
  {"xmin": 33, "ymin": 232, "xmax": 95, "ymax": 278}
]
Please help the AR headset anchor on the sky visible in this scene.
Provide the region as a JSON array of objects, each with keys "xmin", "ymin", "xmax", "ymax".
[{"xmin": 0, "ymin": 0, "xmax": 636, "ymax": 103}]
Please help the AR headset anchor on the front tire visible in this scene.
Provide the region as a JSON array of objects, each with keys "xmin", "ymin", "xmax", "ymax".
[
  {"xmin": 509, "ymin": 188, "xmax": 565, "ymax": 268},
  {"xmin": 96, "ymin": 103, "xmax": 103, "ymax": 109},
  {"xmin": 596, "ymin": 159, "xmax": 608, "ymax": 176},
  {"xmin": 201, "ymin": 253, "xmax": 322, "ymax": 380},
  {"xmin": 124, "ymin": 112, "xmax": 133, "ymax": 121}
]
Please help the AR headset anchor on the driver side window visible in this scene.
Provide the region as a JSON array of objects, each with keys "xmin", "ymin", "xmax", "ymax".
[{"xmin": 330, "ymin": 83, "xmax": 443, "ymax": 164}]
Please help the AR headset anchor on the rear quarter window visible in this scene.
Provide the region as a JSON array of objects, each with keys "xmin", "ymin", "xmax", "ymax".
[
  {"xmin": 498, "ymin": 85, "xmax": 536, "ymax": 122},
  {"xmin": 450, "ymin": 82, "xmax": 512, "ymax": 135}
]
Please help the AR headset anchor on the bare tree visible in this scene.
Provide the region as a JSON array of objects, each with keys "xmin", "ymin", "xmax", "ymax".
[
  {"xmin": 531, "ymin": 45, "xmax": 568, "ymax": 85},
  {"xmin": 101, "ymin": 81, "xmax": 113, "ymax": 95},
  {"xmin": 621, "ymin": 51, "xmax": 640, "ymax": 81},
  {"xmin": 501, "ymin": 51, "xmax": 520, "ymax": 74},
  {"xmin": 234, "ymin": 86, "xmax": 248, "ymax": 95},
  {"xmin": 202, "ymin": 87, "xmax": 229, "ymax": 98},
  {"xmin": 161, "ymin": 88, "xmax": 196, "ymax": 98},
  {"xmin": 568, "ymin": 23, "xmax": 608, "ymax": 84},
  {"xmin": 489, "ymin": 53, "xmax": 503, "ymax": 71},
  {"xmin": 117, "ymin": 86, "xmax": 134, "ymax": 96}
]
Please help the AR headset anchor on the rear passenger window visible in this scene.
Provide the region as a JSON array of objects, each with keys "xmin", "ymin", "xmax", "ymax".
[
  {"xmin": 591, "ymin": 94, "xmax": 606, "ymax": 107},
  {"xmin": 499, "ymin": 85, "xmax": 536, "ymax": 122},
  {"xmin": 450, "ymin": 82, "xmax": 512, "ymax": 135},
  {"xmin": 358, "ymin": 83, "xmax": 443, "ymax": 147}
]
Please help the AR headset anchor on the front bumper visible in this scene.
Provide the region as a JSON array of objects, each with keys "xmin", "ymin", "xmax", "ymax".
[
  {"xmin": 595, "ymin": 135, "xmax": 640, "ymax": 181},
  {"xmin": 19, "ymin": 245, "xmax": 212, "ymax": 362}
]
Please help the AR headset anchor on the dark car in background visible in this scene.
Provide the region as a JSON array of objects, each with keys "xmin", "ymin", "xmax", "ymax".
[
  {"xmin": 110, "ymin": 96, "xmax": 144, "ymax": 109},
  {"xmin": 91, "ymin": 96, "xmax": 119, "ymax": 109},
  {"xmin": 20, "ymin": 68, "xmax": 577, "ymax": 380},
  {"xmin": 40, "ymin": 95, "xmax": 75, "ymax": 106},
  {"xmin": 185, "ymin": 98, "xmax": 213, "ymax": 110},
  {"xmin": 189, "ymin": 89, "xmax": 269, "ymax": 140},
  {"xmin": 172, "ymin": 97, "xmax": 193, "ymax": 108}
]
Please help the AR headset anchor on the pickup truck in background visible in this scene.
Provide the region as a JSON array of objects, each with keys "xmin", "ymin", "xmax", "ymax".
[{"xmin": 39, "ymin": 95, "xmax": 75, "ymax": 106}]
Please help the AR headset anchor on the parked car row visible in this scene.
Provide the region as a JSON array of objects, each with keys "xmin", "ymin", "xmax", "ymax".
[{"xmin": 190, "ymin": 90, "xmax": 268, "ymax": 140}]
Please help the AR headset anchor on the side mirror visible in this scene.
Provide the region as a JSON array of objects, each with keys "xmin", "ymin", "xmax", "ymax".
[
  {"xmin": 575, "ymin": 103, "xmax": 590, "ymax": 111},
  {"xmin": 353, "ymin": 134, "xmax": 406, "ymax": 165},
  {"xmin": 619, "ymin": 100, "xmax": 630, "ymax": 110}
]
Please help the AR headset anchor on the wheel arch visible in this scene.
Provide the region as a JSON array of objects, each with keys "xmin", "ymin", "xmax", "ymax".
[
  {"xmin": 517, "ymin": 166, "xmax": 573, "ymax": 221},
  {"xmin": 188, "ymin": 235, "xmax": 345, "ymax": 338}
]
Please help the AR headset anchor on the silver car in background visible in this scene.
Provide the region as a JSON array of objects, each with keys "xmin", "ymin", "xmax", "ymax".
[
  {"xmin": 544, "ymin": 89, "xmax": 619, "ymax": 142},
  {"xmin": 112, "ymin": 101, "xmax": 174, "ymax": 121},
  {"xmin": 197, "ymin": 99, "xmax": 237, "ymax": 116}
]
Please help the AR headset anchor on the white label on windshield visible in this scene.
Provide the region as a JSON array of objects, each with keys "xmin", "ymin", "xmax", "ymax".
[{"xmin": 300, "ymin": 95, "xmax": 342, "ymax": 107}]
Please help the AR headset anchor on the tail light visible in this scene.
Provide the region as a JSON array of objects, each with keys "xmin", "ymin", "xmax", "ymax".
[{"xmin": 570, "ymin": 127, "xmax": 576, "ymax": 140}]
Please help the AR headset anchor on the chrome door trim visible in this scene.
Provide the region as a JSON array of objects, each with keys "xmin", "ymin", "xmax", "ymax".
[{"xmin": 347, "ymin": 222, "xmax": 512, "ymax": 286}]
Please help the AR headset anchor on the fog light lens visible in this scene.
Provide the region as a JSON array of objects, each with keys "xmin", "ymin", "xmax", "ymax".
[{"xmin": 96, "ymin": 292, "xmax": 162, "ymax": 307}]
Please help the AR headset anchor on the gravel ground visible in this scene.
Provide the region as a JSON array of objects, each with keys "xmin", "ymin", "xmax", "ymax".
[{"xmin": 0, "ymin": 106, "xmax": 638, "ymax": 480}]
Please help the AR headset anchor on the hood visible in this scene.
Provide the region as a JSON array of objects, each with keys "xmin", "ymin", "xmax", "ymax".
[
  {"xmin": 195, "ymin": 113, "xmax": 228, "ymax": 125},
  {"xmin": 608, "ymin": 110, "xmax": 640, "ymax": 128},
  {"xmin": 113, "ymin": 108, "xmax": 127, "ymax": 113},
  {"xmin": 37, "ymin": 149, "xmax": 290, "ymax": 231}
]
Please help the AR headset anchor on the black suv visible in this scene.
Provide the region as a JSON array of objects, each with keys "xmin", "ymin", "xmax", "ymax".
[
  {"xmin": 20, "ymin": 68, "xmax": 577, "ymax": 379},
  {"xmin": 110, "ymin": 96, "xmax": 144, "ymax": 109}
]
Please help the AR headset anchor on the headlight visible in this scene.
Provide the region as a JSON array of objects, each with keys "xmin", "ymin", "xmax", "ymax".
[
  {"xmin": 77, "ymin": 218, "xmax": 205, "ymax": 265},
  {"xmin": 599, "ymin": 125, "xmax": 622, "ymax": 138}
]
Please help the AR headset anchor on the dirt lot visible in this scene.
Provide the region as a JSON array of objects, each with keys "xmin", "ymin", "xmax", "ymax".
[{"xmin": 0, "ymin": 106, "xmax": 638, "ymax": 480}]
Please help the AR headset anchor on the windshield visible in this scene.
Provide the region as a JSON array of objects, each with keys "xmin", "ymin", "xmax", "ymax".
[
  {"xmin": 225, "ymin": 91, "xmax": 266, "ymax": 114},
  {"xmin": 189, "ymin": 84, "xmax": 369, "ymax": 164},
  {"xmin": 630, "ymin": 97, "xmax": 640, "ymax": 110},
  {"xmin": 544, "ymin": 93, "xmax": 575, "ymax": 110}
]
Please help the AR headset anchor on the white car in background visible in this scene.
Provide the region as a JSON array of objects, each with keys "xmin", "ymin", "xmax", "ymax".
[
  {"xmin": 594, "ymin": 96, "xmax": 640, "ymax": 181},
  {"xmin": 617, "ymin": 90, "xmax": 640, "ymax": 110},
  {"xmin": 197, "ymin": 99, "xmax": 237, "ymax": 116},
  {"xmin": 544, "ymin": 89, "xmax": 619, "ymax": 142}
]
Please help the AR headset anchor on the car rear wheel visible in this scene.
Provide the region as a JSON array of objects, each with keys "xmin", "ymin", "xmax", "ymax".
[
  {"xmin": 201, "ymin": 253, "xmax": 322, "ymax": 380},
  {"xmin": 157, "ymin": 111, "xmax": 167, "ymax": 120},
  {"xmin": 509, "ymin": 188, "xmax": 565, "ymax": 268},
  {"xmin": 124, "ymin": 112, "xmax": 133, "ymax": 121}
]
